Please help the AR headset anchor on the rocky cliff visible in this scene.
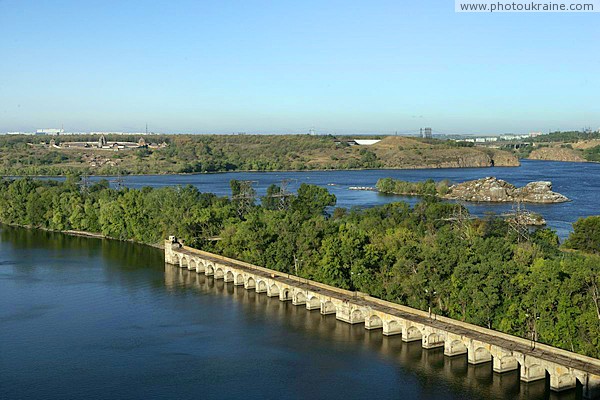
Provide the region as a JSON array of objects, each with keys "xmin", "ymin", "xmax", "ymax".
[
  {"xmin": 528, "ymin": 147, "xmax": 586, "ymax": 162},
  {"xmin": 444, "ymin": 177, "xmax": 569, "ymax": 203}
]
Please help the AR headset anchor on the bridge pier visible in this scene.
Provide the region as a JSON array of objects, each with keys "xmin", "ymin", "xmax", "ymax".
[
  {"xmin": 402, "ymin": 324, "xmax": 423, "ymax": 342},
  {"xmin": 320, "ymin": 301, "xmax": 336, "ymax": 315},
  {"xmin": 306, "ymin": 296, "xmax": 320, "ymax": 310},
  {"xmin": 422, "ymin": 329, "xmax": 445, "ymax": 349},
  {"xmin": 382, "ymin": 319, "xmax": 402, "ymax": 336},
  {"xmin": 520, "ymin": 363, "xmax": 546, "ymax": 383},
  {"xmin": 467, "ymin": 342, "xmax": 492, "ymax": 365},
  {"xmin": 365, "ymin": 314, "xmax": 383, "ymax": 330},
  {"xmin": 492, "ymin": 353, "xmax": 519, "ymax": 374}
]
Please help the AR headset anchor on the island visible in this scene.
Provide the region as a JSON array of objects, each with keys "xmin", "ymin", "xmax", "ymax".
[{"xmin": 376, "ymin": 176, "xmax": 569, "ymax": 204}]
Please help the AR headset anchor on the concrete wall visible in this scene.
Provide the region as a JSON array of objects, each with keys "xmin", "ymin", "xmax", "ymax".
[{"xmin": 165, "ymin": 238, "xmax": 600, "ymax": 398}]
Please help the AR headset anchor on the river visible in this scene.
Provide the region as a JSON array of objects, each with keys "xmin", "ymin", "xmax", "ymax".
[
  {"xmin": 0, "ymin": 227, "xmax": 586, "ymax": 399},
  {"xmin": 85, "ymin": 160, "xmax": 598, "ymax": 239}
]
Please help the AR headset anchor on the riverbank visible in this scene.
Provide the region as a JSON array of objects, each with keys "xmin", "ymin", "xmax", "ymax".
[
  {"xmin": 0, "ymin": 134, "xmax": 519, "ymax": 176},
  {"xmin": 1, "ymin": 223, "xmax": 164, "ymax": 249}
]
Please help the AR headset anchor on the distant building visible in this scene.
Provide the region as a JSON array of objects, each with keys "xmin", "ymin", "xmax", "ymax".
[
  {"xmin": 420, "ymin": 127, "xmax": 432, "ymax": 139},
  {"xmin": 36, "ymin": 128, "xmax": 64, "ymax": 135}
]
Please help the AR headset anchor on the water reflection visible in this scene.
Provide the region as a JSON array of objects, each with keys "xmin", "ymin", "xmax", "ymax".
[{"xmin": 165, "ymin": 265, "xmax": 582, "ymax": 400}]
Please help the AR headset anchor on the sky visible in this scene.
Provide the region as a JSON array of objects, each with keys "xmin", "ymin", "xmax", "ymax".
[{"xmin": 0, "ymin": 0, "xmax": 598, "ymax": 135}]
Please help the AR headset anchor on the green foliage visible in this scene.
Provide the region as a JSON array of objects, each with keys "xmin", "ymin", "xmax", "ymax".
[
  {"xmin": 376, "ymin": 177, "xmax": 451, "ymax": 197},
  {"xmin": 583, "ymin": 145, "xmax": 600, "ymax": 162},
  {"xmin": 1, "ymin": 177, "xmax": 599, "ymax": 358},
  {"xmin": 564, "ymin": 216, "xmax": 600, "ymax": 254}
]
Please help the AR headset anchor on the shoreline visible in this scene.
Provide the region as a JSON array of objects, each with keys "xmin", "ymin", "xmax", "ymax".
[
  {"xmin": 0, "ymin": 223, "xmax": 164, "ymax": 250},
  {"xmin": 0, "ymin": 163, "xmax": 522, "ymax": 178}
]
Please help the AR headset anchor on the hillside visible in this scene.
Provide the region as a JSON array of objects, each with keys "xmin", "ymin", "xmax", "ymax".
[{"xmin": 0, "ymin": 134, "xmax": 519, "ymax": 175}]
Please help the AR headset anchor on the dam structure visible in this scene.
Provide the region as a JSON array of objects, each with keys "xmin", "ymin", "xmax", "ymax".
[{"xmin": 165, "ymin": 237, "xmax": 600, "ymax": 398}]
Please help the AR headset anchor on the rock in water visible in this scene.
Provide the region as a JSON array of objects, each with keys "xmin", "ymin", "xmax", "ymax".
[{"xmin": 444, "ymin": 177, "xmax": 569, "ymax": 203}]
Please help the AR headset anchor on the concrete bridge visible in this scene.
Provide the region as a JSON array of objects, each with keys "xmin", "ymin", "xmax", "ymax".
[{"xmin": 165, "ymin": 237, "xmax": 600, "ymax": 398}]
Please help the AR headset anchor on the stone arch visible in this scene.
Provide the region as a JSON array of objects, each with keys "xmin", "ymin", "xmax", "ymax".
[
  {"xmin": 424, "ymin": 332, "xmax": 445, "ymax": 349},
  {"xmin": 366, "ymin": 314, "xmax": 383, "ymax": 330},
  {"xmin": 321, "ymin": 301, "xmax": 336, "ymax": 315},
  {"xmin": 280, "ymin": 288, "xmax": 292, "ymax": 301},
  {"xmin": 256, "ymin": 280, "xmax": 267, "ymax": 293},
  {"xmin": 194, "ymin": 259, "xmax": 205, "ymax": 273},
  {"xmin": 224, "ymin": 270, "xmax": 234, "ymax": 283},
  {"xmin": 215, "ymin": 268, "xmax": 224, "ymax": 280},
  {"xmin": 245, "ymin": 276, "xmax": 256, "ymax": 289},
  {"xmin": 403, "ymin": 326, "xmax": 422, "ymax": 342},
  {"xmin": 383, "ymin": 320, "xmax": 402, "ymax": 336},
  {"xmin": 470, "ymin": 346, "xmax": 492, "ymax": 364},
  {"xmin": 205, "ymin": 263, "xmax": 215, "ymax": 276},
  {"xmin": 267, "ymin": 283, "xmax": 280, "ymax": 297},
  {"xmin": 180, "ymin": 256, "xmax": 188, "ymax": 268},
  {"xmin": 234, "ymin": 273, "xmax": 244, "ymax": 286},
  {"xmin": 293, "ymin": 291, "xmax": 306, "ymax": 305},
  {"xmin": 189, "ymin": 259, "xmax": 197, "ymax": 271},
  {"xmin": 306, "ymin": 296, "xmax": 320, "ymax": 310},
  {"xmin": 445, "ymin": 339, "xmax": 467, "ymax": 356},
  {"xmin": 350, "ymin": 309, "xmax": 364, "ymax": 324}
]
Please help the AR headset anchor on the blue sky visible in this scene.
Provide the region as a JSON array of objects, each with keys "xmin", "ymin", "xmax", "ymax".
[{"xmin": 0, "ymin": 0, "xmax": 598, "ymax": 134}]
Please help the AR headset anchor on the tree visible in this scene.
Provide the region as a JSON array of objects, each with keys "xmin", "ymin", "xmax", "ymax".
[{"xmin": 564, "ymin": 216, "xmax": 600, "ymax": 254}]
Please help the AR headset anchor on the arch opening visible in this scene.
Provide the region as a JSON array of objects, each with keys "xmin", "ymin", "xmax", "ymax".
[
  {"xmin": 180, "ymin": 257, "xmax": 188, "ymax": 268},
  {"xmin": 281, "ymin": 289, "xmax": 292, "ymax": 301},
  {"xmin": 256, "ymin": 280, "xmax": 267, "ymax": 293},
  {"xmin": 224, "ymin": 270, "xmax": 234, "ymax": 283},
  {"xmin": 234, "ymin": 274, "xmax": 244, "ymax": 286},
  {"xmin": 194, "ymin": 259, "xmax": 205, "ymax": 273},
  {"xmin": 267, "ymin": 284, "xmax": 280, "ymax": 297},
  {"xmin": 215, "ymin": 268, "xmax": 224, "ymax": 280},
  {"xmin": 205, "ymin": 264, "xmax": 215, "ymax": 276},
  {"xmin": 321, "ymin": 301, "xmax": 336, "ymax": 315},
  {"xmin": 293, "ymin": 291, "xmax": 306, "ymax": 306},
  {"xmin": 245, "ymin": 277, "xmax": 256, "ymax": 289}
]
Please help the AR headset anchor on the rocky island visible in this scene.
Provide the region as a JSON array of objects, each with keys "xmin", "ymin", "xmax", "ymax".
[
  {"xmin": 444, "ymin": 177, "xmax": 569, "ymax": 203},
  {"xmin": 376, "ymin": 176, "xmax": 569, "ymax": 204}
]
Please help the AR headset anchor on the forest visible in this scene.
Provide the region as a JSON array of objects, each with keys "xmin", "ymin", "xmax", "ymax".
[{"xmin": 0, "ymin": 176, "xmax": 599, "ymax": 358}]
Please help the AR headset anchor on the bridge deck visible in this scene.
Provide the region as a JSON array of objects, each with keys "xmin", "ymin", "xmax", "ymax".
[{"xmin": 176, "ymin": 247, "xmax": 600, "ymax": 376}]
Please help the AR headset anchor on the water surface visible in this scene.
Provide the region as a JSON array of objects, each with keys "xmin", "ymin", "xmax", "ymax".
[
  {"xmin": 0, "ymin": 227, "xmax": 585, "ymax": 399},
  {"xmin": 85, "ymin": 160, "xmax": 599, "ymax": 239}
]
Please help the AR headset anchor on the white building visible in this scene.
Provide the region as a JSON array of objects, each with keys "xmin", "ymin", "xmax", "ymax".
[{"xmin": 36, "ymin": 128, "xmax": 64, "ymax": 135}]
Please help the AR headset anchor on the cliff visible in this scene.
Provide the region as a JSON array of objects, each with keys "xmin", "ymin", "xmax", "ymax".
[
  {"xmin": 369, "ymin": 137, "xmax": 520, "ymax": 169},
  {"xmin": 444, "ymin": 177, "xmax": 569, "ymax": 203},
  {"xmin": 528, "ymin": 147, "xmax": 586, "ymax": 162}
]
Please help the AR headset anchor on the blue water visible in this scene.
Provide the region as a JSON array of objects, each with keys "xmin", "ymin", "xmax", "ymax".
[
  {"xmin": 87, "ymin": 160, "xmax": 599, "ymax": 239},
  {"xmin": 0, "ymin": 227, "xmax": 578, "ymax": 399}
]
